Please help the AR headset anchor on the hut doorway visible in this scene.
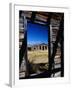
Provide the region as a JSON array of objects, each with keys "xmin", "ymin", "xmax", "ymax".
[{"xmin": 42, "ymin": 46, "xmax": 44, "ymax": 50}]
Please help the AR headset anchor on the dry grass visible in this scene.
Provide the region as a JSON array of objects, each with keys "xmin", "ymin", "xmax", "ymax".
[{"xmin": 28, "ymin": 50, "xmax": 48, "ymax": 64}]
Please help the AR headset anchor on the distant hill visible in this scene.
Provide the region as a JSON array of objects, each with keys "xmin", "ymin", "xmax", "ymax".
[{"xmin": 27, "ymin": 43, "xmax": 48, "ymax": 47}]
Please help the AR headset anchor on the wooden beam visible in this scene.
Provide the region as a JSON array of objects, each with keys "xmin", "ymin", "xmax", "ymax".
[{"xmin": 31, "ymin": 12, "xmax": 36, "ymax": 23}]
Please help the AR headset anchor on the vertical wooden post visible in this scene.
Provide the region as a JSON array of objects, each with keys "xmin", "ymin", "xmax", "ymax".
[
  {"xmin": 47, "ymin": 13, "xmax": 52, "ymax": 77},
  {"xmin": 60, "ymin": 16, "xmax": 64, "ymax": 77},
  {"xmin": 31, "ymin": 12, "xmax": 36, "ymax": 23}
]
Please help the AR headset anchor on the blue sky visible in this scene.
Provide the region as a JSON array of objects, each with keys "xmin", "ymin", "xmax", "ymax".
[{"xmin": 27, "ymin": 23, "xmax": 48, "ymax": 45}]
